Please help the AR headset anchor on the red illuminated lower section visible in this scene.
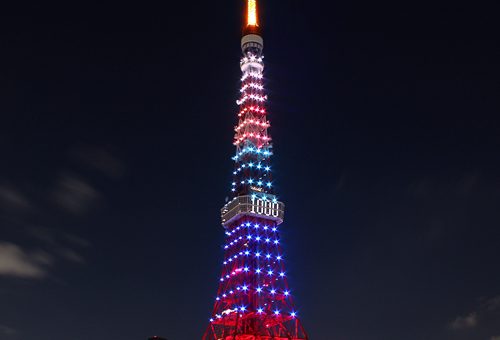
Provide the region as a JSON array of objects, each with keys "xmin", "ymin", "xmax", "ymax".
[{"xmin": 202, "ymin": 216, "xmax": 308, "ymax": 340}]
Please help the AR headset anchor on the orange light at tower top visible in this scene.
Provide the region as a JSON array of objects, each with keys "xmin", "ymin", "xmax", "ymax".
[{"xmin": 247, "ymin": 0, "xmax": 259, "ymax": 27}]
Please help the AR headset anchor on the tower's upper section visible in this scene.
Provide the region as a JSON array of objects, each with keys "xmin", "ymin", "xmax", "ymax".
[{"xmin": 242, "ymin": 0, "xmax": 263, "ymax": 54}]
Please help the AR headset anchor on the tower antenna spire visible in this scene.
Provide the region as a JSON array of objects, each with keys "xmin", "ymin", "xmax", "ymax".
[
  {"xmin": 242, "ymin": 0, "xmax": 263, "ymax": 54},
  {"xmin": 247, "ymin": 0, "xmax": 259, "ymax": 27}
]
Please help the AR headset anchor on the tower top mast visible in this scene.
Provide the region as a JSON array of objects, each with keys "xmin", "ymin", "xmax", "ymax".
[
  {"xmin": 246, "ymin": 0, "xmax": 259, "ymax": 28},
  {"xmin": 242, "ymin": 0, "xmax": 263, "ymax": 53}
]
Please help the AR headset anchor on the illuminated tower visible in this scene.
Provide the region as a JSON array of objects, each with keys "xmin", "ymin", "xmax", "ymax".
[{"xmin": 202, "ymin": 1, "xmax": 308, "ymax": 339}]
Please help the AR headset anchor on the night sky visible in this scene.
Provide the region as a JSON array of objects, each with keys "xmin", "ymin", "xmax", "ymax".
[{"xmin": 0, "ymin": 1, "xmax": 499, "ymax": 340}]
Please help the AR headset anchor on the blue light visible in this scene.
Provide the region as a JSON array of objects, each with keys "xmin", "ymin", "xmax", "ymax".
[
  {"xmin": 256, "ymin": 268, "xmax": 262, "ymax": 274},
  {"xmin": 266, "ymin": 254, "xmax": 271, "ymax": 259},
  {"xmin": 257, "ymin": 308, "xmax": 264, "ymax": 314},
  {"xmin": 277, "ymin": 255, "xmax": 282, "ymax": 261},
  {"xmin": 242, "ymin": 285, "xmax": 249, "ymax": 291},
  {"xmin": 255, "ymin": 236, "xmax": 261, "ymax": 241},
  {"xmin": 284, "ymin": 290, "xmax": 290, "ymax": 296},
  {"xmin": 272, "ymin": 227, "xmax": 277, "ymax": 232},
  {"xmin": 240, "ymin": 306, "xmax": 246, "ymax": 312},
  {"xmin": 255, "ymin": 252, "xmax": 261, "ymax": 258},
  {"xmin": 265, "ymin": 238, "xmax": 271, "ymax": 243},
  {"xmin": 265, "ymin": 166, "xmax": 271, "ymax": 171},
  {"xmin": 279, "ymin": 272, "xmax": 285, "ymax": 277},
  {"xmin": 248, "ymin": 179, "xmax": 254, "ymax": 184},
  {"xmin": 266, "ymin": 182, "xmax": 272, "ymax": 188},
  {"xmin": 274, "ymin": 240, "xmax": 279, "ymax": 245},
  {"xmin": 257, "ymin": 181, "xmax": 263, "ymax": 186},
  {"xmin": 256, "ymin": 287, "xmax": 263, "ymax": 293},
  {"xmin": 243, "ymin": 267, "xmax": 249, "ymax": 272},
  {"xmin": 244, "ymin": 251, "xmax": 250, "ymax": 256},
  {"xmin": 267, "ymin": 270, "xmax": 273, "ymax": 276}
]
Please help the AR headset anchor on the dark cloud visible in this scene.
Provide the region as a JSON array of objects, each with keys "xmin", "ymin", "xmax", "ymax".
[
  {"xmin": 448, "ymin": 295, "xmax": 500, "ymax": 333},
  {"xmin": 63, "ymin": 233, "xmax": 91, "ymax": 248},
  {"xmin": 52, "ymin": 175, "xmax": 100, "ymax": 215},
  {"xmin": 483, "ymin": 296, "xmax": 500, "ymax": 312},
  {"xmin": 0, "ymin": 185, "xmax": 31, "ymax": 211},
  {"xmin": 0, "ymin": 324, "xmax": 16, "ymax": 336},
  {"xmin": 449, "ymin": 312, "xmax": 478, "ymax": 331},
  {"xmin": 70, "ymin": 146, "xmax": 126, "ymax": 179},
  {"xmin": 57, "ymin": 248, "xmax": 85, "ymax": 264},
  {"xmin": 0, "ymin": 242, "xmax": 52, "ymax": 279}
]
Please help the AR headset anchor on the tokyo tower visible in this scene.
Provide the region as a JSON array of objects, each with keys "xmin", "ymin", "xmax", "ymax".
[{"xmin": 202, "ymin": 1, "xmax": 309, "ymax": 339}]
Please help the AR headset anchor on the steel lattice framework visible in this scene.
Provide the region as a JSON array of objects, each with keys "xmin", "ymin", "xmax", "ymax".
[{"xmin": 203, "ymin": 1, "xmax": 308, "ymax": 339}]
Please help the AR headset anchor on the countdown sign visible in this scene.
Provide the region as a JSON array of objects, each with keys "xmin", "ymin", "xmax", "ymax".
[{"xmin": 221, "ymin": 195, "xmax": 285, "ymax": 227}]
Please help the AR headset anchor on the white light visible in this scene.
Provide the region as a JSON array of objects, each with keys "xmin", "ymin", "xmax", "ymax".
[
  {"xmin": 279, "ymin": 272, "xmax": 285, "ymax": 277},
  {"xmin": 256, "ymin": 287, "xmax": 263, "ymax": 293},
  {"xmin": 257, "ymin": 308, "xmax": 264, "ymax": 314}
]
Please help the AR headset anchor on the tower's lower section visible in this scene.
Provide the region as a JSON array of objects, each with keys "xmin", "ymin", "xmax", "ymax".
[{"xmin": 202, "ymin": 214, "xmax": 308, "ymax": 340}]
